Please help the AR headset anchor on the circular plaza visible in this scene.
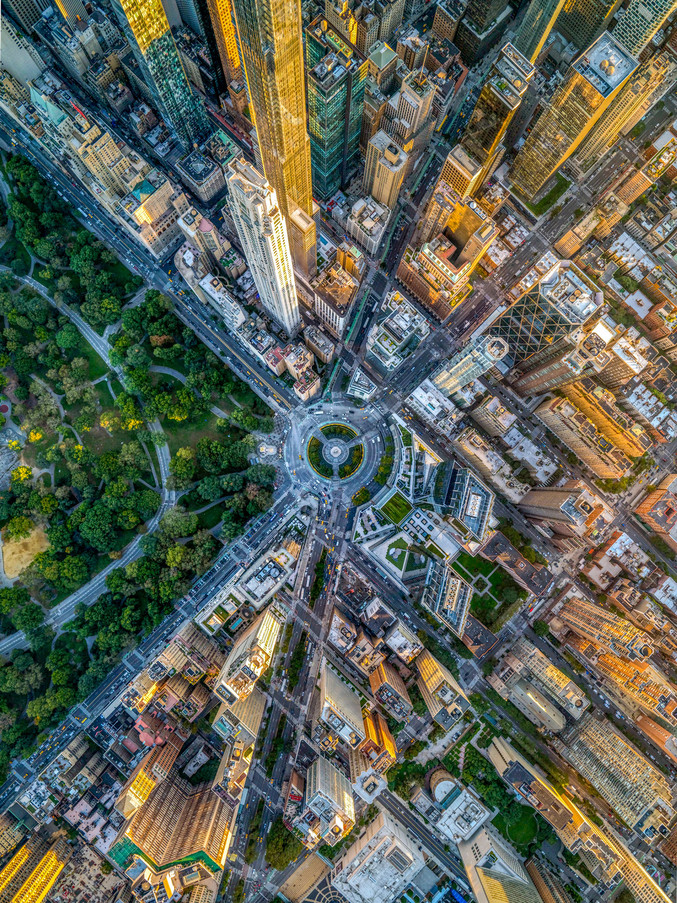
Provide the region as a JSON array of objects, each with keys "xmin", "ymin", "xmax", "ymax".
[{"xmin": 284, "ymin": 401, "xmax": 392, "ymax": 497}]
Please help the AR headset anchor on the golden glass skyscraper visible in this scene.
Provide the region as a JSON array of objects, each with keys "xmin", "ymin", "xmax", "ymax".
[
  {"xmin": 200, "ymin": 0, "xmax": 241, "ymax": 85},
  {"xmin": 510, "ymin": 32, "xmax": 636, "ymax": 201},
  {"xmin": 111, "ymin": 0, "xmax": 212, "ymax": 148},
  {"xmin": 229, "ymin": 0, "xmax": 317, "ymax": 275}
]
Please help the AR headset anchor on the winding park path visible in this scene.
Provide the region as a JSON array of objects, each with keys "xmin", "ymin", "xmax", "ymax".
[{"xmin": 0, "ymin": 268, "xmax": 176, "ymax": 654}]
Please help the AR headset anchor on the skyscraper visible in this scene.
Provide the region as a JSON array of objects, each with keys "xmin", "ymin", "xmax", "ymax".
[
  {"xmin": 490, "ymin": 739, "xmax": 673, "ymax": 903},
  {"xmin": 112, "ymin": 769, "xmax": 234, "ymax": 873},
  {"xmin": 555, "ymin": 714, "xmax": 675, "ymax": 835},
  {"xmin": 2, "ymin": 0, "xmax": 50, "ymax": 32},
  {"xmin": 437, "ymin": 145, "xmax": 484, "ymax": 199},
  {"xmin": 553, "ymin": 0, "xmax": 623, "ymax": 52},
  {"xmin": 110, "ymin": 0, "xmax": 211, "ymax": 148},
  {"xmin": 115, "ymin": 735, "xmax": 184, "ymax": 817},
  {"xmin": 433, "ymin": 336, "xmax": 509, "ymax": 400},
  {"xmin": 397, "ymin": 188, "xmax": 499, "ymax": 320},
  {"xmin": 226, "ymin": 159, "xmax": 301, "ymax": 336},
  {"xmin": 300, "ymin": 755, "xmax": 356, "ymax": 847},
  {"xmin": 455, "ymin": 0, "xmax": 512, "ymax": 65},
  {"xmin": 561, "ymin": 378, "xmax": 652, "ymax": 457},
  {"xmin": 518, "ymin": 481, "xmax": 615, "ymax": 549},
  {"xmin": 196, "ymin": 0, "xmax": 241, "ymax": 90},
  {"xmin": 421, "ymin": 560, "xmax": 473, "ymax": 637},
  {"xmin": 566, "ymin": 634, "xmax": 677, "ymax": 727},
  {"xmin": 612, "ymin": 0, "xmax": 677, "ymax": 56},
  {"xmin": 363, "ymin": 130, "xmax": 408, "ymax": 208},
  {"xmin": 574, "ymin": 51, "xmax": 677, "ymax": 173},
  {"xmin": 515, "ymin": 0, "xmax": 566, "ymax": 61},
  {"xmin": 230, "ymin": 0, "xmax": 317, "ymax": 275},
  {"xmin": 458, "ymin": 826, "xmax": 544, "ymax": 903},
  {"xmin": 369, "ymin": 661, "xmax": 412, "ymax": 720},
  {"xmin": 9, "ymin": 838, "xmax": 70, "ymax": 903},
  {"xmin": 460, "ymin": 43, "xmax": 534, "ymax": 186},
  {"xmin": 332, "ymin": 810, "xmax": 425, "ymax": 903},
  {"xmin": 214, "ymin": 603, "xmax": 283, "ymax": 703},
  {"xmin": 317, "ymin": 663, "xmax": 366, "ymax": 750},
  {"xmin": 415, "ymin": 649, "xmax": 469, "ymax": 729},
  {"xmin": 306, "ymin": 26, "xmax": 367, "ymax": 200},
  {"xmin": 489, "ymin": 260, "xmax": 603, "ymax": 368},
  {"xmin": 386, "ymin": 69, "xmax": 435, "ymax": 174},
  {"xmin": 535, "ymin": 396, "xmax": 633, "ymax": 478},
  {"xmin": 556, "ymin": 596, "xmax": 654, "ymax": 660},
  {"xmin": 510, "ymin": 33, "xmax": 636, "ymax": 201},
  {"xmin": 635, "ymin": 475, "xmax": 677, "ymax": 554}
]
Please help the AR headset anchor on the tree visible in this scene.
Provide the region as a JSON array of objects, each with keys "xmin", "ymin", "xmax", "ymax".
[
  {"xmin": 197, "ymin": 476, "xmax": 223, "ymax": 501},
  {"xmin": 11, "ymin": 601, "xmax": 45, "ymax": 632},
  {"xmin": 532, "ymin": 620, "xmax": 550, "ymax": 637},
  {"xmin": 118, "ymin": 441, "xmax": 147, "ymax": 479},
  {"xmin": 55, "ymin": 324, "xmax": 80, "ymax": 350},
  {"xmin": 159, "ymin": 508, "xmax": 198, "ymax": 539},
  {"xmin": 79, "ymin": 502, "xmax": 117, "ymax": 552},
  {"xmin": 246, "ymin": 464, "xmax": 276, "ymax": 486},
  {"xmin": 134, "ymin": 490, "xmax": 160, "ymax": 520},
  {"xmin": 0, "ymin": 587, "xmax": 30, "ymax": 615},
  {"xmin": 166, "ymin": 544, "xmax": 185, "ymax": 568},
  {"xmin": 59, "ymin": 556, "xmax": 88, "ymax": 589},
  {"xmin": 265, "ymin": 817, "xmax": 303, "ymax": 870},
  {"xmin": 169, "ymin": 447, "xmax": 196, "ymax": 488},
  {"xmin": 5, "ymin": 516, "xmax": 33, "ymax": 541}
]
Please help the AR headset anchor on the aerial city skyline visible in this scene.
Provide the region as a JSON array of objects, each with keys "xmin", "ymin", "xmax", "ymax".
[{"xmin": 0, "ymin": 0, "xmax": 676, "ymax": 900}]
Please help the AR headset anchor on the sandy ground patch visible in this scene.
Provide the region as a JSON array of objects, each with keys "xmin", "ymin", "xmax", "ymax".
[{"xmin": 2, "ymin": 527, "xmax": 49, "ymax": 578}]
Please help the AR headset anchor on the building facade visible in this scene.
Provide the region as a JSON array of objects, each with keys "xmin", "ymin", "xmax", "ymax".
[
  {"xmin": 230, "ymin": 0, "xmax": 317, "ymax": 274},
  {"xmin": 226, "ymin": 159, "xmax": 301, "ymax": 336}
]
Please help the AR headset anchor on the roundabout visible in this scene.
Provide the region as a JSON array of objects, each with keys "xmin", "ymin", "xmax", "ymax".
[{"xmin": 284, "ymin": 400, "xmax": 394, "ymax": 498}]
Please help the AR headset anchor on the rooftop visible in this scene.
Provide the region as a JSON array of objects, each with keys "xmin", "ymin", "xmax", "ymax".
[
  {"xmin": 537, "ymin": 261, "xmax": 603, "ymax": 323},
  {"xmin": 573, "ymin": 32, "xmax": 636, "ymax": 97},
  {"xmin": 368, "ymin": 40, "xmax": 397, "ymax": 69}
]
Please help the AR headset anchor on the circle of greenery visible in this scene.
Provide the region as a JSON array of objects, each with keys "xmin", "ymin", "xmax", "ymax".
[{"xmin": 306, "ymin": 429, "xmax": 364, "ymax": 480}]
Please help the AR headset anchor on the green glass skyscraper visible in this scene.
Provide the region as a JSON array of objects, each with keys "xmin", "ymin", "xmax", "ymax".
[
  {"xmin": 306, "ymin": 18, "xmax": 367, "ymax": 200},
  {"xmin": 111, "ymin": 0, "xmax": 211, "ymax": 149},
  {"xmin": 514, "ymin": 0, "xmax": 566, "ymax": 62}
]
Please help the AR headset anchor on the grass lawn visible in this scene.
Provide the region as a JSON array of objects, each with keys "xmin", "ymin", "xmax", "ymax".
[
  {"xmin": 109, "ymin": 259, "xmax": 135, "ymax": 288},
  {"xmin": 398, "ymin": 425, "xmax": 412, "ymax": 447},
  {"xmin": 81, "ymin": 426, "xmax": 122, "ymax": 456},
  {"xmin": 523, "ymin": 173, "xmax": 570, "ymax": 217},
  {"xmin": 144, "ymin": 442, "xmax": 161, "ymax": 486},
  {"xmin": 451, "ymin": 562, "xmax": 474, "ymax": 583},
  {"xmin": 22, "ymin": 435, "xmax": 53, "ymax": 468},
  {"xmin": 231, "ymin": 381, "xmax": 272, "ymax": 416},
  {"xmin": 76, "ymin": 338, "xmax": 109, "ymax": 380},
  {"xmin": 54, "ymin": 461, "xmax": 70, "ymax": 486},
  {"xmin": 109, "ymin": 378, "xmax": 124, "ymax": 397},
  {"xmin": 405, "ymin": 550, "xmax": 427, "ymax": 572},
  {"xmin": 95, "ymin": 381, "xmax": 115, "ymax": 409},
  {"xmin": 456, "ymin": 551, "xmax": 494, "ymax": 577},
  {"xmin": 197, "ymin": 503, "xmax": 226, "ymax": 530},
  {"xmin": 386, "ymin": 537, "xmax": 409, "ymax": 568},
  {"xmin": 163, "ymin": 411, "xmax": 226, "ymax": 456},
  {"xmin": 492, "ymin": 809, "xmax": 537, "ymax": 847},
  {"xmin": 380, "ymin": 491, "xmax": 413, "ymax": 525}
]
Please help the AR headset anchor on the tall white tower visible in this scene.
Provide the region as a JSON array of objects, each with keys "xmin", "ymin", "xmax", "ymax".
[{"xmin": 226, "ymin": 158, "xmax": 301, "ymax": 336}]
